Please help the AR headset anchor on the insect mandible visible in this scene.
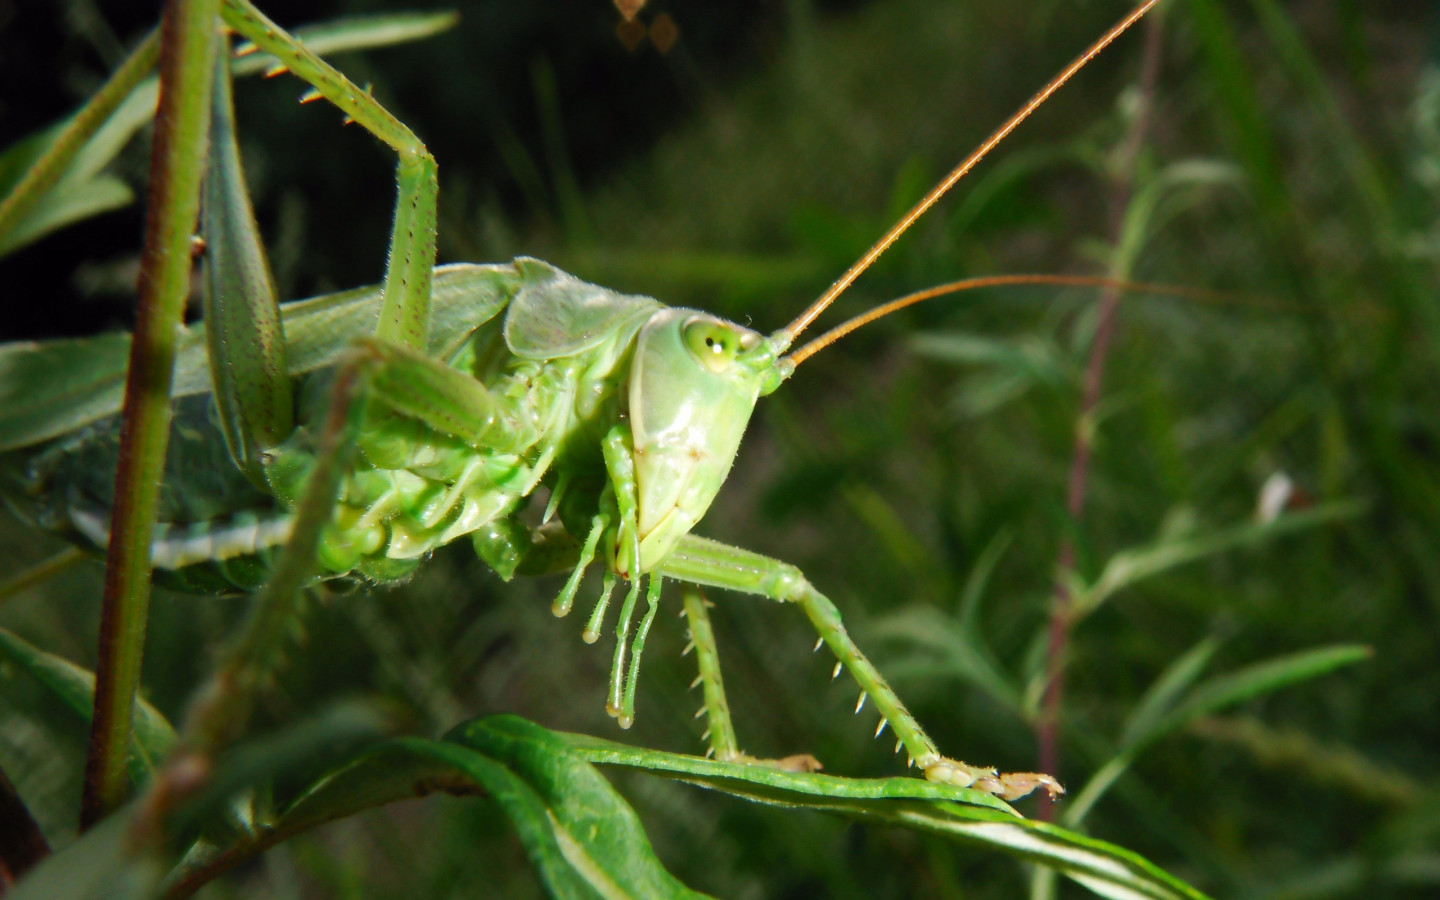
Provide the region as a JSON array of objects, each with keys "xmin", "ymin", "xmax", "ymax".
[{"xmin": 0, "ymin": 0, "xmax": 1161, "ymax": 802}]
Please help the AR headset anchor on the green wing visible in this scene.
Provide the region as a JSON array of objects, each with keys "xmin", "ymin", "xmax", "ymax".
[
  {"xmin": 0, "ymin": 333, "xmax": 134, "ymax": 454},
  {"xmin": 0, "ymin": 262, "xmax": 521, "ymax": 452},
  {"xmin": 503, "ymin": 257, "xmax": 661, "ymax": 360}
]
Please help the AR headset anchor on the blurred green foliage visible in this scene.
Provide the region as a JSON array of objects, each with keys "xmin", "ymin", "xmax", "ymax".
[{"xmin": 1, "ymin": 0, "xmax": 1437, "ymax": 897}]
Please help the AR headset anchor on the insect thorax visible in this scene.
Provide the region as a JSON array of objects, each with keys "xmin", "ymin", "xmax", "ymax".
[{"xmin": 262, "ymin": 315, "xmax": 639, "ymax": 587}]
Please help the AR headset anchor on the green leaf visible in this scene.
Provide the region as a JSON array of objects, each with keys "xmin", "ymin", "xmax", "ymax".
[
  {"xmin": 268, "ymin": 740, "xmax": 638, "ymax": 900},
  {"xmin": 911, "ymin": 331, "xmax": 1072, "ymax": 416},
  {"xmin": 0, "ymin": 175, "xmax": 134, "ymax": 257},
  {"xmin": 1064, "ymin": 636, "xmax": 1223, "ymax": 828},
  {"xmin": 870, "ymin": 606, "xmax": 1022, "ymax": 712},
  {"xmin": 0, "ymin": 80, "xmax": 156, "ymax": 257},
  {"xmin": 447, "ymin": 716, "xmax": 713, "ymax": 899},
  {"xmin": 0, "ymin": 12, "xmax": 459, "ymax": 257},
  {"xmin": 869, "ymin": 530, "xmax": 1023, "ymax": 711},
  {"xmin": 1158, "ymin": 644, "xmax": 1372, "ymax": 737},
  {"xmin": 62, "ymin": 82, "xmax": 162, "ymax": 187},
  {"xmin": 1065, "ymin": 644, "xmax": 1371, "ymax": 826},
  {"xmin": 0, "ymin": 627, "xmax": 176, "ymax": 780},
  {"xmin": 558, "ymin": 726, "xmax": 1018, "ymax": 814},
  {"xmin": 163, "ymin": 715, "xmax": 1210, "ymax": 900},
  {"xmin": 169, "ymin": 701, "xmax": 393, "ymax": 844},
  {"xmin": 230, "ymin": 11, "xmax": 461, "ymax": 77},
  {"xmin": 167, "ymin": 717, "xmax": 710, "ymax": 899},
  {"xmin": 555, "ymin": 725, "xmax": 1211, "ymax": 900},
  {"xmin": 1119, "ymin": 636, "xmax": 1223, "ymax": 752},
  {"xmin": 1080, "ymin": 502, "xmax": 1363, "ymax": 614}
]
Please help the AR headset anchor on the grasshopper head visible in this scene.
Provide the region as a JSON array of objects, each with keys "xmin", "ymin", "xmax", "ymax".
[{"xmin": 629, "ymin": 309, "xmax": 789, "ymax": 571}]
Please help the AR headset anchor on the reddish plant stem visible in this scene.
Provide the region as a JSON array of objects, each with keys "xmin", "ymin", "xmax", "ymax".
[
  {"xmin": 80, "ymin": 0, "xmax": 220, "ymax": 830},
  {"xmin": 1037, "ymin": 12, "xmax": 1165, "ymax": 822}
]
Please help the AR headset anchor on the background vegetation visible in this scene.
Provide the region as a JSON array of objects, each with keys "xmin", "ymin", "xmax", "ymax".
[{"xmin": 1, "ymin": 0, "xmax": 1436, "ymax": 897}]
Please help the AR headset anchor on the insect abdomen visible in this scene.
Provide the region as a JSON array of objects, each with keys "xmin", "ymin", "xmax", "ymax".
[{"xmin": 1, "ymin": 395, "xmax": 293, "ymax": 594}]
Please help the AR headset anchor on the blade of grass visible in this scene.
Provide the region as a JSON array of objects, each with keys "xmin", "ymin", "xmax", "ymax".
[
  {"xmin": 0, "ymin": 31, "xmax": 158, "ymax": 253},
  {"xmin": 230, "ymin": 11, "xmax": 460, "ymax": 77},
  {"xmin": 0, "ymin": 627, "xmax": 177, "ymax": 781},
  {"xmin": 0, "ymin": 12, "xmax": 459, "ymax": 257},
  {"xmin": 1064, "ymin": 644, "xmax": 1372, "ymax": 826},
  {"xmin": 0, "ymin": 548, "xmax": 88, "ymax": 607}
]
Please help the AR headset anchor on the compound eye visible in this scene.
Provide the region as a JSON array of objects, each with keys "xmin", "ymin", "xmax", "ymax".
[{"xmin": 682, "ymin": 318, "xmax": 739, "ymax": 373}]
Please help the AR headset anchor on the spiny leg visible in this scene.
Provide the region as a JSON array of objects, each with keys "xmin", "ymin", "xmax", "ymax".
[
  {"xmin": 681, "ymin": 584, "xmax": 823, "ymax": 771},
  {"xmin": 681, "ymin": 587, "xmax": 739, "ymax": 760},
  {"xmin": 219, "ymin": 0, "xmax": 437, "ymax": 351},
  {"xmin": 659, "ymin": 535, "xmax": 1061, "ymax": 800}
]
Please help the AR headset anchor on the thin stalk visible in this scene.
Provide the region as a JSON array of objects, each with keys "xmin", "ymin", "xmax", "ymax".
[
  {"xmin": 0, "ymin": 548, "xmax": 87, "ymax": 607},
  {"xmin": 130, "ymin": 354, "xmax": 366, "ymax": 851},
  {"xmin": 0, "ymin": 29, "xmax": 159, "ymax": 243},
  {"xmin": 1037, "ymin": 12, "xmax": 1166, "ymax": 823},
  {"xmin": 186, "ymin": 359, "xmax": 364, "ymax": 753},
  {"xmin": 80, "ymin": 0, "xmax": 221, "ymax": 831}
]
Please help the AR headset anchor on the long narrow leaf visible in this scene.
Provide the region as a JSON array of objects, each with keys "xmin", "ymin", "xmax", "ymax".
[
  {"xmin": 1082, "ymin": 503, "xmax": 1363, "ymax": 613},
  {"xmin": 0, "ymin": 12, "xmax": 458, "ymax": 257},
  {"xmin": 551, "ymin": 722, "xmax": 1210, "ymax": 900},
  {"xmin": 1066, "ymin": 644, "xmax": 1372, "ymax": 826},
  {"xmin": 230, "ymin": 11, "xmax": 460, "ymax": 77},
  {"xmin": 1120, "ymin": 636, "xmax": 1222, "ymax": 752},
  {"xmin": 0, "ymin": 628, "xmax": 175, "ymax": 780},
  {"xmin": 1159, "ymin": 644, "xmax": 1372, "ymax": 737},
  {"xmin": 0, "ymin": 32, "xmax": 158, "ymax": 257},
  {"xmin": 159, "ymin": 715, "xmax": 1209, "ymax": 900},
  {"xmin": 167, "ymin": 729, "xmax": 710, "ymax": 900}
]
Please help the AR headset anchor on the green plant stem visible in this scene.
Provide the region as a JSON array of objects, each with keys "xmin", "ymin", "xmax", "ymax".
[
  {"xmin": 185, "ymin": 357, "xmax": 364, "ymax": 753},
  {"xmin": 129, "ymin": 352, "xmax": 367, "ymax": 855},
  {"xmin": 1037, "ymin": 10, "xmax": 1166, "ymax": 824},
  {"xmin": 0, "ymin": 29, "xmax": 159, "ymax": 242},
  {"xmin": 79, "ymin": 0, "xmax": 221, "ymax": 831}
]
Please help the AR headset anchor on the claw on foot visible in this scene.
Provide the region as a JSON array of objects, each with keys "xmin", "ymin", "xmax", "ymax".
[
  {"xmin": 977, "ymin": 771, "xmax": 1064, "ymax": 802},
  {"xmin": 922, "ymin": 757, "xmax": 1063, "ymax": 801}
]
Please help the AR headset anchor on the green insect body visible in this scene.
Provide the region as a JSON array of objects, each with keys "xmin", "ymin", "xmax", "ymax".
[
  {"xmin": 0, "ymin": 0, "xmax": 1162, "ymax": 804},
  {"xmin": 4, "ymin": 259, "xmax": 787, "ymax": 602}
]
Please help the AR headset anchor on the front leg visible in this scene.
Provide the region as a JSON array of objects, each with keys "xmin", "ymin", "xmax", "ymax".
[
  {"xmin": 599, "ymin": 424, "xmax": 652, "ymax": 728},
  {"xmin": 659, "ymin": 535, "xmax": 1061, "ymax": 802}
]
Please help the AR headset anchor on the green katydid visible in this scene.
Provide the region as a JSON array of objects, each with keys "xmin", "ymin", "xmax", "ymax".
[{"xmin": 0, "ymin": 0, "xmax": 1161, "ymax": 802}]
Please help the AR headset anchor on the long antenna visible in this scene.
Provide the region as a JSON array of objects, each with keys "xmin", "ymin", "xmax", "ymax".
[
  {"xmin": 778, "ymin": 0, "xmax": 1162, "ymax": 345},
  {"xmin": 785, "ymin": 274, "xmax": 1223, "ymax": 367}
]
